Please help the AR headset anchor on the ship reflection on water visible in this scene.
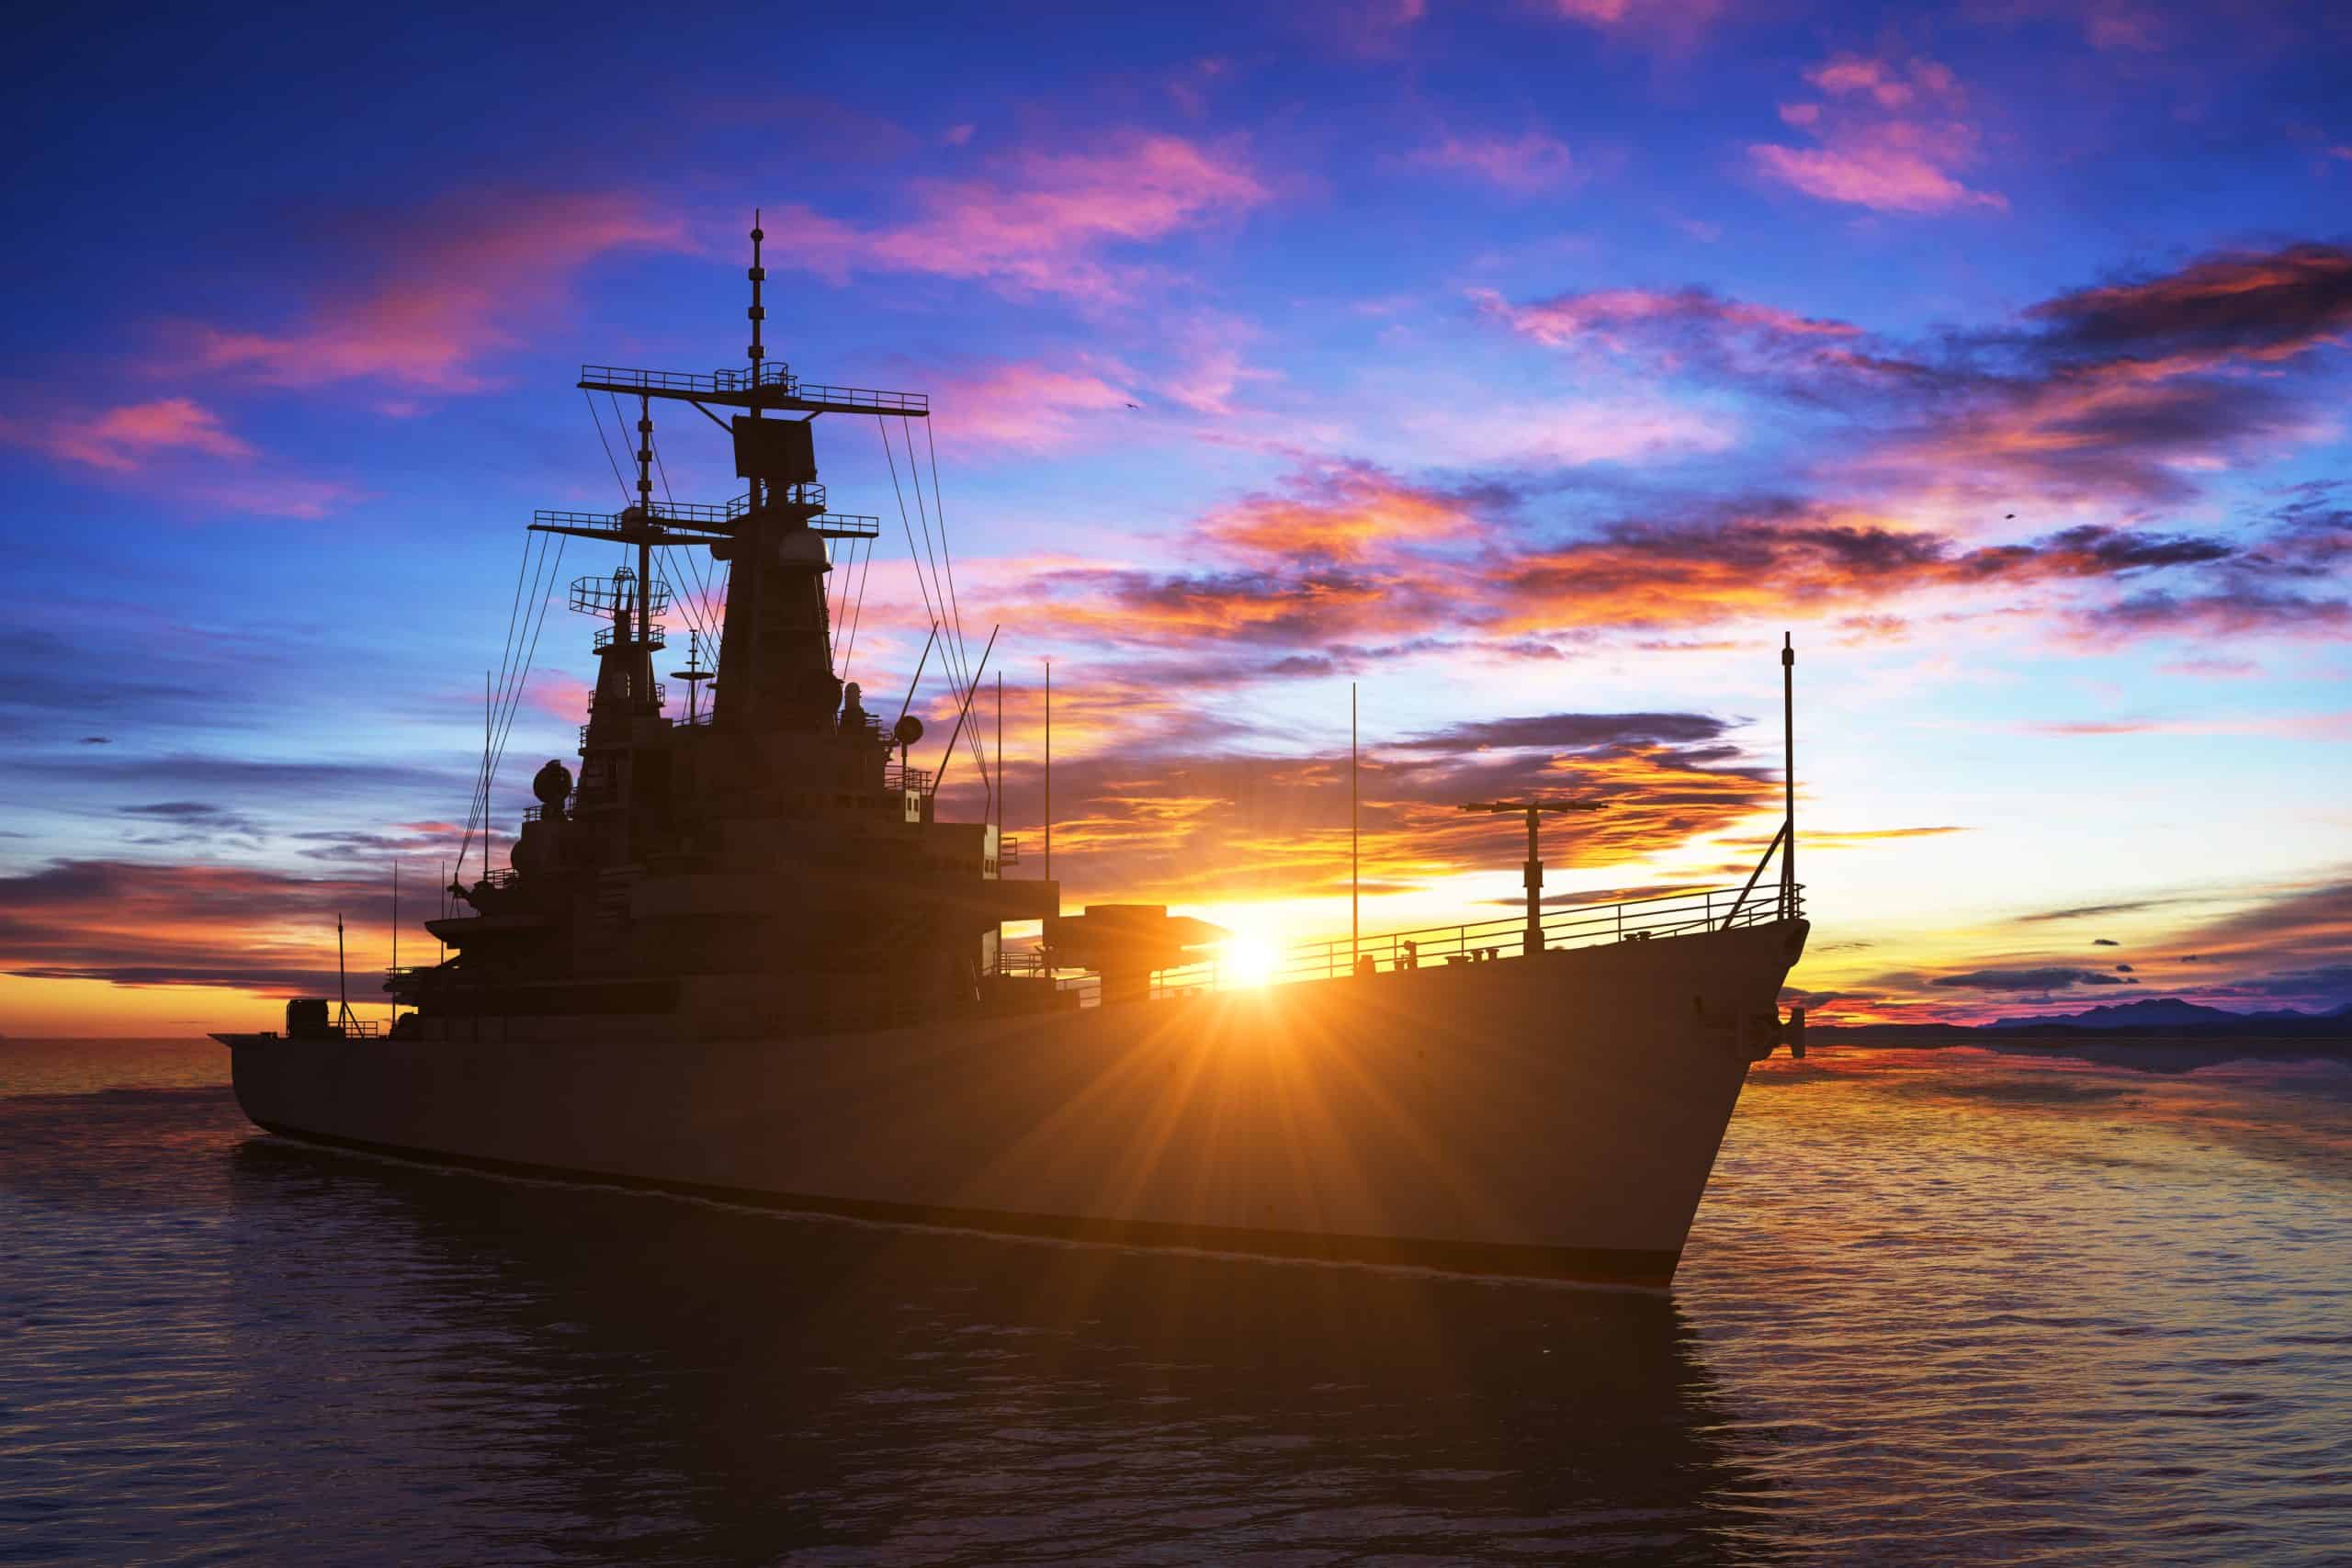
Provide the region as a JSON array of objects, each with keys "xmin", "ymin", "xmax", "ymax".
[{"xmin": 219, "ymin": 1133, "xmax": 1775, "ymax": 1563}]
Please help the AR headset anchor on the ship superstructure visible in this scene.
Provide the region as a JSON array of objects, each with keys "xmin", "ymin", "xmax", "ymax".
[{"xmin": 404, "ymin": 219, "xmax": 1058, "ymax": 1038}]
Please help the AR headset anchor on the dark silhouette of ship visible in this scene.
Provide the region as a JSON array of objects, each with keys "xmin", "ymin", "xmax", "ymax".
[{"xmin": 215, "ymin": 221, "xmax": 1810, "ymax": 1290}]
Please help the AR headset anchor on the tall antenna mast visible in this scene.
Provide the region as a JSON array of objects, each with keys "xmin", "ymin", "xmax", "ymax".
[
  {"xmin": 743, "ymin": 211, "xmax": 768, "ymax": 511},
  {"xmin": 1781, "ymin": 631, "xmax": 1797, "ymax": 920},
  {"xmin": 1043, "ymin": 659, "xmax": 1052, "ymax": 884},
  {"xmin": 748, "ymin": 209, "xmax": 766, "ymax": 381}
]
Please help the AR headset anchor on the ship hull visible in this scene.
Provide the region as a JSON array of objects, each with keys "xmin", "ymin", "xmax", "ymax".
[{"xmin": 220, "ymin": 919, "xmax": 1806, "ymax": 1289}]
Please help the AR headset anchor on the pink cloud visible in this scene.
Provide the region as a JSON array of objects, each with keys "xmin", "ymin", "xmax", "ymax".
[
  {"xmin": 1396, "ymin": 130, "xmax": 1577, "ymax": 194},
  {"xmin": 1151, "ymin": 313, "xmax": 1277, "ymax": 417},
  {"xmin": 1324, "ymin": 0, "xmax": 1429, "ymax": 58},
  {"xmin": 2082, "ymin": 1, "xmax": 2165, "ymax": 51},
  {"xmin": 176, "ymin": 192, "xmax": 692, "ymax": 393},
  {"xmin": 777, "ymin": 134, "xmax": 1270, "ymax": 304},
  {"xmin": 929, "ymin": 361, "xmax": 1136, "ymax": 452},
  {"xmin": 1403, "ymin": 398, "xmax": 1735, "ymax": 466},
  {"xmin": 1749, "ymin": 141, "xmax": 2007, "ymax": 214},
  {"xmin": 527, "ymin": 671, "xmax": 596, "ymax": 723},
  {"xmin": 1477, "ymin": 285, "xmax": 1859, "ymax": 351},
  {"xmin": 1751, "ymin": 55, "xmax": 2006, "ymax": 214},
  {"xmin": 0, "ymin": 392, "xmax": 362, "ymax": 516},
  {"xmin": 181, "ymin": 474, "xmax": 366, "ymax": 520},
  {"xmin": 1548, "ymin": 0, "xmax": 1724, "ymax": 30},
  {"xmin": 16, "ymin": 397, "xmax": 254, "ymax": 472}
]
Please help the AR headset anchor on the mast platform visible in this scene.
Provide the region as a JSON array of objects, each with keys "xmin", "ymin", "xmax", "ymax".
[
  {"xmin": 530, "ymin": 500, "xmax": 881, "ymax": 547},
  {"xmin": 578, "ymin": 363, "xmax": 928, "ymax": 418}
]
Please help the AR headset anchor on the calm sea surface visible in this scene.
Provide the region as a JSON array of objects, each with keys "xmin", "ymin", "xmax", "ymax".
[{"xmin": 3, "ymin": 1037, "xmax": 2347, "ymax": 1565}]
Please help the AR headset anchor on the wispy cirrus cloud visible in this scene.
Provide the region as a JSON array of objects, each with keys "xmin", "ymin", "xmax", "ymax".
[
  {"xmin": 1929, "ymin": 965, "xmax": 2136, "ymax": 992},
  {"xmin": 927, "ymin": 360, "xmax": 1137, "ymax": 452},
  {"xmin": 1871, "ymin": 875, "xmax": 2352, "ymax": 1021},
  {"xmin": 175, "ymin": 191, "xmax": 691, "ymax": 394},
  {"xmin": 0, "ymin": 395, "xmax": 359, "ymax": 518},
  {"xmin": 1485, "ymin": 244, "xmax": 2352, "ymax": 513},
  {"xmin": 0, "ymin": 858, "xmax": 386, "ymax": 996},
  {"xmin": 1750, "ymin": 53, "xmax": 2006, "ymax": 214},
  {"xmin": 775, "ymin": 133, "xmax": 1271, "ymax": 305},
  {"xmin": 2023, "ymin": 243, "xmax": 2352, "ymax": 367},
  {"xmin": 1394, "ymin": 130, "xmax": 1577, "ymax": 194},
  {"xmin": 970, "ymin": 711, "xmax": 1778, "ymax": 907},
  {"xmin": 1471, "ymin": 283, "xmax": 1860, "ymax": 371},
  {"xmin": 1012, "ymin": 453, "xmax": 2246, "ymax": 658},
  {"xmin": 1544, "ymin": 0, "xmax": 1731, "ymax": 49},
  {"xmin": 5, "ymin": 397, "xmax": 254, "ymax": 471}
]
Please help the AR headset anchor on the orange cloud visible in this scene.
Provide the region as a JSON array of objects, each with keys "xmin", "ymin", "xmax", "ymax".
[{"xmin": 1198, "ymin": 459, "xmax": 1465, "ymax": 564}]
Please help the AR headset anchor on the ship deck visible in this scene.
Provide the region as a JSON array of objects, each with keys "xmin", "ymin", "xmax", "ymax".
[{"xmin": 1004, "ymin": 881, "xmax": 1804, "ymax": 1006}]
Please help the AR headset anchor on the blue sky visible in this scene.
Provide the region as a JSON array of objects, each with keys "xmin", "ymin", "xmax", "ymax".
[{"xmin": 3, "ymin": 0, "xmax": 2349, "ymax": 1032}]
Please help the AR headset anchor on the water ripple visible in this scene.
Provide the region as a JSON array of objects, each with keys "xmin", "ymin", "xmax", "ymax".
[{"xmin": 2, "ymin": 1039, "xmax": 2346, "ymax": 1565}]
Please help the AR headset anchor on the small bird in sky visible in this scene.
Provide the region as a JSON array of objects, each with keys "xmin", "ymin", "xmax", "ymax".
[
  {"xmin": 1125, "ymin": 401, "xmax": 1142, "ymax": 409},
  {"xmin": 2005, "ymin": 513, "xmax": 2016, "ymax": 519}
]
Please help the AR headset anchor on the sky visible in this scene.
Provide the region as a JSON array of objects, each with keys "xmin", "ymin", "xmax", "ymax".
[{"xmin": 2, "ymin": 0, "xmax": 2349, "ymax": 1035}]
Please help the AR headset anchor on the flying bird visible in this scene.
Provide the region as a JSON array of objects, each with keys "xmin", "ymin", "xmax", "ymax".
[{"xmin": 1125, "ymin": 401, "xmax": 1142, "ymax": 409}]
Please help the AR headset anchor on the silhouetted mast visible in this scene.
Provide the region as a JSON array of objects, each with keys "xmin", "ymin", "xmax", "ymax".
[
  {"xmin": 1043, "ymin": 659, "xmax": 1052, "ymax": 883},
  {"xmin": 1458, "ymin": 799, "xmax": 1604, "ymax": 958},
  {"xmin": 748, "ymin": 210, "xmax": 766, "ymax": 389},
  {"xmin": 1781, "ymin": 632, "xmax": 1796, "ymax": 919}
]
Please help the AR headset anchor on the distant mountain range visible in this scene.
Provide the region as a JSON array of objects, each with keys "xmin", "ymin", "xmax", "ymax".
[
  {"xmin": 1988, "ymin": 998, "xmax": 2352, "ymax": 1031},
  {"xmin": 1815, "ymin": 995, "xmax": 2352, "ymax": 1044}
]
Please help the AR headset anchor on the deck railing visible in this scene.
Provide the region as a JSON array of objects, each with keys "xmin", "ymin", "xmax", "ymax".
[{"xmin": 988, "ymin": 882, "xmax": 1803, "ymax": 1007}]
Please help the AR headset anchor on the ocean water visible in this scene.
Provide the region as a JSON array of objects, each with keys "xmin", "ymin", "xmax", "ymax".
[{"xmin": 3, "ymin": 1039, "xmax": 2347, "ymax": 1566}]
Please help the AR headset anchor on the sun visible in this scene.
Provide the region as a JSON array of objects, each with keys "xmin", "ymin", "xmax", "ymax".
[{"xmin": 1221, "ymin": 933, "xmax": 1281, "ymax": 987}]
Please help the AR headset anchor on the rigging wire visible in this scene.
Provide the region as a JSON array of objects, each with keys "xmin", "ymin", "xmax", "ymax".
[
  {"xmin": 878, "ymin": 416, "xmax": 948, "ymax": 670},
  {"xmin": 899, "ymin": 415, "xmax": 967, "ymax": 699},
  {"xmin": 584, "ymin": 391, "xmax": 632, "ymax": 505},
  {"xmin": 878, "ymin": 415, "xmax": 975, "ymax": 749},
  {"xmin": 840, "ymin": 529, "xmax": 876, "ymax": 687},
  {"xmin": 832, "ymin": 536, "xmax": 860, "ymax": 667},
  {"xmin": 642, "ymin": 426, "xmax": 724, "ymax": 656},
  {"xmin": 922, "ymin": 415, "xmax": 989, "ymax": 790},
  {"xmin": 902, "ymin": 415, "xmax": 985, "ymax": 786},
  {"xmin": 485, "ymin": 534, "xmax": 568, "ymax": 795},
  {"xmin": 482, "ymin": 527, "xmax": 565, "ymax": 814},
  {"xmin": 456, "ymin": 527, "xmax": 548, "ymax": 875}
]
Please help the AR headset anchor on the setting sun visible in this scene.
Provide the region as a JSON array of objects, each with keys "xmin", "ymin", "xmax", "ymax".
[{"xmin": 1221, "ymin": 934, "xmax": 1282, "ymax": 987}]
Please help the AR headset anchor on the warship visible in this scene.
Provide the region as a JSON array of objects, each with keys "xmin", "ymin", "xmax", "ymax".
[{"xmin": 217, "ymin": 222, "xmax": 1810, "ymax": 1290}]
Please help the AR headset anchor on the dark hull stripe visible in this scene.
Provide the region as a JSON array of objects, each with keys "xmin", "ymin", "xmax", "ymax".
[{"xmin": 253, "ymin": 1120, "xmax": 1680, "ymax": 1290}]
